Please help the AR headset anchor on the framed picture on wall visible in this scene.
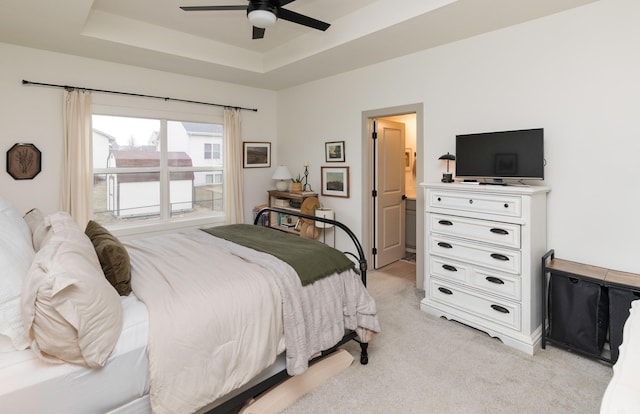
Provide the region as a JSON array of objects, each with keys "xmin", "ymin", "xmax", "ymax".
[
  {"xmin": 404, "ymin": 148, "xmax": 413, "ymax": 171},
  {"xmin": 321, "ymin": 166, "xmax": 349, "ymax": 198},
  {"xmin": 243, "ymin": 142, "xmax": 271, "ymax": 168},
  {"xmin": 325, "ymin": 141, "xmax": 345, "ymax": 162},
  {"xmin": 6, "ymin": 143, "xmax": 42, "ymax": 180}
]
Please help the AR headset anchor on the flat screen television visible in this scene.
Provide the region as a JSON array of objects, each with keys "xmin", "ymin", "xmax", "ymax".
[{"xmin": 455, "ymin": 128, "xmax": 544, "ymax": 182}]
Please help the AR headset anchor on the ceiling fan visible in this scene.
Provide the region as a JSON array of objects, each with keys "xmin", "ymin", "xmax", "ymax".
[{"xmin": 180, "ymin": 0, "xmax": 331, "ymax": 40}]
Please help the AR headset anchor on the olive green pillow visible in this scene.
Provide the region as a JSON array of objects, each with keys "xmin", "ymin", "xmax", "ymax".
[{"xmin": 85, "ymin": 220, "xmax": 131, "ymax": 296}]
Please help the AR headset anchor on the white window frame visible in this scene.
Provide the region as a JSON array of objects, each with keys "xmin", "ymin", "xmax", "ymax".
[
  {"xmin": 92, "ymin": 103, "xmax": 226, "ymax": 238},
  {"xmin": 211, "ymin": 143, "xmax": 221, "ymax": 160}
]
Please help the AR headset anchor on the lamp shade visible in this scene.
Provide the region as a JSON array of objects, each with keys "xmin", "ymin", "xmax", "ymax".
[
  {"xmin": 248, "ymin": 9, "xmax": 277, "ymax": 28},
  {"xmin": 315, "ymin": 208, "xmax": 334, "ymax": 228},
  {"xmin": 438, "ymin": 152, "xmax": 456, "ymax": 161},
  {"xmin": 272, "ymin": 165, "xmax": 292, "ymax": 180},
  {"xmin": 272, "ymin": 165, "xmax": 291, "ymax": 191},
  {"xmin": 438, "ymin": 152, "xmax": 455, "ymax": 182}
]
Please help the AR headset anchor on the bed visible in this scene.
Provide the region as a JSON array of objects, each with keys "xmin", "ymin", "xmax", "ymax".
[
  {"xmin": 0, "ymin": 197, "xmax": 379, "ymax": 414},
  {"xmin": 600, "ymin": 299, "xmax": 640, "ymax": 413}
]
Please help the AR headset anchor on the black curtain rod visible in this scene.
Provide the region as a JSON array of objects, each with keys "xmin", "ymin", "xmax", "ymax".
[{"xmin": 22, "ymin": 80, "xmax": 258, "ymax": 112}]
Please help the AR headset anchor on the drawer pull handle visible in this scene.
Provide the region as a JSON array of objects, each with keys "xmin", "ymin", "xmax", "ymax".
[
  {"xmin": 486, "ymin": 276, "xmax": 504, "ymax": 285},
  {"xmin": 438, "ymin": 287, "xmax": 453, "ymax": 295},
  {"xmin": 491, "ymin": 304, "xmax": 510, "ymax": 314},
  {"xmin": 438, "ymin": 242, "xmax": 453, "ymax": 249},
  {"xmin": 437, "ymin": 197, "xmax": 442, "ymax": 202},
  {"xmin": 490, "ymin": 253, "xmax": 509, "ymax": 261},
  {"xmin": 438, "ymin": 220, "xmax": 453, "ymax": 226},
  {"xmin": 442, "ymin": 264, "xmax": 457, "ymax": 272},
  {"xmin": 504, "ymin": 203, "xmax": 509, "ymax": 208},
  {"xmin": 490, "ymin": 228, "xmax": 509, "ymax": 235},
  {"xmin": 469, "ymin": 199, "xmax": 474, "ymax": 204}
]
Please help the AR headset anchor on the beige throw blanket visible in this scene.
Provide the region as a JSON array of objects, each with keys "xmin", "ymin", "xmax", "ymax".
[
  {"xmin": 128, "ymin": 230, "xmax": 379, "ymax": 414},
  {"xmin": 202, "ymin": 230, "xmax": 380, "ymax": 375}
]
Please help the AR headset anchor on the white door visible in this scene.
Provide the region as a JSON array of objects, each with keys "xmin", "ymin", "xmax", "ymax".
[{"xmin": 374, "ymin": 118, "xmax": 406, "ymax": 268}]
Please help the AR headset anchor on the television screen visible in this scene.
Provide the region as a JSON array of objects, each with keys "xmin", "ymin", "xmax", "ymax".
[{"xmin": 455, "ymin": 128, "xmax": 544, "ymax": 180}]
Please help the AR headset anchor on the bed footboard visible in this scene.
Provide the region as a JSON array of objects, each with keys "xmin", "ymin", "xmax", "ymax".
[
  {"xmin": 254, "ymin": 207, "xmax": 371, "ymax": 366},
  {"xmin": 253, "ymin": 207, "xmax": 368, "ymax": 286},
  {"xmin": 255, "ymin": 207, "xmax": 371, "ymax": 359}
]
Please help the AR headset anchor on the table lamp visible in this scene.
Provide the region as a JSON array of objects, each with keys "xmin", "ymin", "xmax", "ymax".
[
  {"xmin": 438, "ymin": 152, "xmax": 455, "ymax": 183},
  {"xmin": 315, "ymin": 208, "xmax": 335, "ymax": 245},
  {"xmin": 272, "ymin": 165, "xmax": 292, "ymax": 191}
]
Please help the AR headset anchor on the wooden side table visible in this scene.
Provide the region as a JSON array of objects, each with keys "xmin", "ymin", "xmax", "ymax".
[{"xmin": 266, "ymin": 190, "xmax": 318, "ymax": 236}]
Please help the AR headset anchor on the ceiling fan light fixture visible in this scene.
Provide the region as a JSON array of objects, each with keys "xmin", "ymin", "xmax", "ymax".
[{"xmin": 248, "ymin": 9, "xmax": 277, "ymax": 28}]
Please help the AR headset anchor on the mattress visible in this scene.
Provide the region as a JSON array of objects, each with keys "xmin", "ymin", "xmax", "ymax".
[
  {"xmin": 600, "ymin": 299, "xmax": 640, "ymax": 413},
  {"xmin": 0, "ymin": 293, "xmax": 150, "ymax": 414}
]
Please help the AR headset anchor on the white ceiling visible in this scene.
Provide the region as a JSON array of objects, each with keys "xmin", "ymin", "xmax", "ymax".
[{"xmin": 0, "ymin": 0, "xmax": 597, "ymax": 90}]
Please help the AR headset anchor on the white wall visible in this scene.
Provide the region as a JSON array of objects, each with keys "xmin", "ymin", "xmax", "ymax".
[
  {"xmin": 277, "ymin": 0, "xmax": 640, "ymax": 274},
  {"xmin": 2, "ymin": 0, "xmax": 638, "ymax": 274},
  {"xmin": 0, "ymin": 42, "xmax": 277, "ymax": 224}
]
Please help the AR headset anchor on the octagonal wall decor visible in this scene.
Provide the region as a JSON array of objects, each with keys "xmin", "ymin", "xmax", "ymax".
[{"xmin": 6, "ymin": 143, "xmax": 41, "ymax": 180}]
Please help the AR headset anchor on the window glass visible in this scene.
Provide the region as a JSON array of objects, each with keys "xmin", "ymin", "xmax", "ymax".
[{"xmin": 92, "ymin": 115, "xmax": 224, "ymax": 226}]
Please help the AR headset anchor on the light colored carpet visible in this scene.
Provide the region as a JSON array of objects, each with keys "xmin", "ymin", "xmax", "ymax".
[{"xmin": 281, "ymin": 261, "xmax": 613, "ymax": 414}]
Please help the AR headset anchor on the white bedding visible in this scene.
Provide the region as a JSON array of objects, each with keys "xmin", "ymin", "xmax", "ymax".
[
  {"xmin": 1, "ymin": 225, "xmax": 378, "ymax": 414},
  {"xmin": 600, "ymin": 299, "xmax": 640, "ymax": 413},
  {"xmin": 127, "ymin": 229, "xmax": 379, "ymax": 414},
  {"xmin": 0, "ymin": 293, "xmax": 149, "ymax": 413},
  {"xmin": 127, "ymin": 230, "xmax": 286, "ymax": 414}
]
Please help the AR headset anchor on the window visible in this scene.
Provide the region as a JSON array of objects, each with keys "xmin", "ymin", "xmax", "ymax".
[
  {"xmin": 204, "ymin": 172, "xmax": 224, "ymax": 185},
  {"xmin": 92, "ymin": 115, "xmax": 224, "ymax": 227},
  {"xmin": 211, "ymin": 143, "xmax": 221, "ymax": 160},
  {"xmin": 205, "ymin": 143, "xmax": 221, "ymax": 161}
]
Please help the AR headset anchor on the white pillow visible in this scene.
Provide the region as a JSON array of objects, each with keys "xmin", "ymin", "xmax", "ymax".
[
  {"xmin": 0, "ymin": 197, "xmax": 34, "ymax": 352},
  {"xmin": 23, "ymin": 208, "xmax": 52, "ymax": 251},
  {"xmin": 21, "ymin": 211, "xmax": 123, "ymax": 367}
]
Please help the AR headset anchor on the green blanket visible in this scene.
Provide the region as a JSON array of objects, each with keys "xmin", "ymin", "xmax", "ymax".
[{"xmin": 202, "ymin": 224, "xmax": 355, "ymax": 286}]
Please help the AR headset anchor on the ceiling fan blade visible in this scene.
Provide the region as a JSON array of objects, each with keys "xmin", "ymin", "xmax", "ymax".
[
  {"xmin": 252, "ymin": 26, "xmax": 266, "ymax": 39},
  {"xmin": 180, "ymin": 6, "xmax": 247, "ymax": 12},
  {"xmin": 277, "ymin": 8, "xmax": 330, "ymax": 31},
  {"xmin": 276, "ymin": 0, "xmax": 297, "ymax": 6}
]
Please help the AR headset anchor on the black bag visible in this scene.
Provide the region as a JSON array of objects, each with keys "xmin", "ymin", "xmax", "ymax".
[
  {"xmin": 548, "ymin": 273, "xmax": 609, "ymax": 355},
  {"xmin": 608, "ymin": 287, "xmax": 640, "ymax": 363}
]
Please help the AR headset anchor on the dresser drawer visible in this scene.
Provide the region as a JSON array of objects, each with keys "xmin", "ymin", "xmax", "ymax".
[
  {"xmin": 427, "ymin": 189, "xmax": 521, "ymax": 219},
  {"xmin": 430, "ymin": 213, "xmax": 521, "ymax": 249},
  {"xmin": 430, "ymin": 236, "xmax": 521, "ymax": 274},
  {"xmin": 430, "ymin": 256, "xmax": 471, "ymax": 285},
  {"xmin": 471, "ymin": 267, "xmax": 521, "ymax": 301},
  {"xmin": 430, "ymin": 279, "xmax": 521, "ymax": 330},
  {"xmin": 430, "ymin": 255, "xmax": 522, "ymax": 301}
]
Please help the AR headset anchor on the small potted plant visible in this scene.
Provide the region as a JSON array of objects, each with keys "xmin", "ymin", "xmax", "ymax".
[{"xmin": 291, "ymin": 174, "xmax": 303, "ymax": 192}]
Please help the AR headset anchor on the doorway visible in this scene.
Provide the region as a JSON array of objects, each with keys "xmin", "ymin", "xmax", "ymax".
[{"xmin": 361, "ymin": 104, "xmax": 424, "ymax": 288}]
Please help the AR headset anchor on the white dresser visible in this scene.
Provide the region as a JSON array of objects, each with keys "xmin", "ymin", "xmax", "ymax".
[{"xmin": 421, "ymin": 182, "xmax": 550, "ymax": 354}]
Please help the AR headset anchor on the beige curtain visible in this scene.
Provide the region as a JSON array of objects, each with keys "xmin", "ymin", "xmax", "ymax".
[
  {"xmin": 224, "ymin": 107, "xmax": 244, "ymax": 223},
  {"xmin": 61, "ymin": 89, "xmax": 92, "ymax": 228}
]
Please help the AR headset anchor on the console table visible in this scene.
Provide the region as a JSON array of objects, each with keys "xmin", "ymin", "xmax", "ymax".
[{"xmin": 542, "ymin": 250, "xmax": 640, "ymax": 364}]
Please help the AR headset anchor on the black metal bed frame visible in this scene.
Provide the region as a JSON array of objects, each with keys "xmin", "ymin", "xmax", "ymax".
[{"xmin": 205, "ymin": 207, "xmax": 371, "ymax": 414}]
